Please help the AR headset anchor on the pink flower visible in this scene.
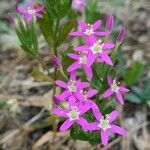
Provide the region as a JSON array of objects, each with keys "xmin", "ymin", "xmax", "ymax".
[
  {"xmin": 55, "ymin": 73, "xmax": 90, "ymax": 102},
  {"xmin": 86, "ymin": 109, "xmax": 127, "ymax": 146},
  {"xmin": 103, "ymin": 76, "xmax": 129, "ymax": 105},
  {"xmin": 72, "ymin": 0, "xmax": 86, "ymax": 12},
  {"xmin": 70, "ymin": 20, "xmax": 108, "ymax": 44},
  {"xmin": 67, "ymin": 51, "xmax": 93, "ymax": 78},
  {"xmin": 79, "ymin": 89, "xmax": 100, "ymax": 114},
  {"xmin": 17, "ymin": 3, "xmax": 44, "ymax": 21},
  {"xmin": 53, "ymin": 102, "xmax": 91, "ymax": 131},
  {"xmin": 75, "ymin": 39, "xmax": 115, "ymax": 66}
]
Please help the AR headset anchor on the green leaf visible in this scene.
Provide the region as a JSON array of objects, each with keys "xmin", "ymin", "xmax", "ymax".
[
  {"xmin": 37, "ymin": 12, "xmax": 54, "ymax": 47},
  {"xmin": 16, "ymin": 17, "xmax": 39, "ymax": 57},
  {"xmin": 60, "ymin": 45, "xmax": 74, "ymax": 74},
  {"xmin": 44, "ymin": 0, "xmax": 71, "ymax": 19},
  {"xmin": 124, "ymin": 62, "xmax": 144, "ymax": 86},
  {"xmin": 31, "ymin": 68, "xmax": 54, "ymax": 82},
  {"xmin": 70, "ymin": 125, "xmax": 90, "ymax": 141},
  {"xmin": 125, "ymin": 93, "xmax": 142, "ymax": 104},
  {"xmin": 56, "ymin": 19, "xmax": 76, "ymax": 47}
]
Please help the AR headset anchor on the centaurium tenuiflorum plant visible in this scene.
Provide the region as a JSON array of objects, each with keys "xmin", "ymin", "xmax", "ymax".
[{"xmin": 15, "ymin": 0, "xmax": 129, "ymax": 147}]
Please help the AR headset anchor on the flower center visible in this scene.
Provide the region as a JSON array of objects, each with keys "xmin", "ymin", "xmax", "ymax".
[
  {"xmin": 68, "ymin": 107, "xmax": 79, "ymax": 120},
  {"xmin": 68, "ymin": 80, "xmax": 77, "ymax": 92},
  {"xmin": 79, "ymin": 56, "xmax": 87, "ymax": 64},
  {"xmin": 84, "ymin": 24, "xmax": 94, "ymax": 35},
  {"xmin": 99, "ymin": 117, "xmax": 110, "ymax": 131},
  {"xmin": 91, "ymin": 43, "xmax": 102, "ymax": 54},
  {"xmin": 27, "ymin": 7, "xmax": 36, "ymax": 15},
  {"xmin": 111, "ymin": 80, "xmax": 119, "ymax": 92}
]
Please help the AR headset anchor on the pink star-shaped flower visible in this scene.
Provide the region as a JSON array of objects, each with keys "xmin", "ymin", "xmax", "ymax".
[
  {"xmin": 67, "ymin": 51, "xmax": 93, "ymax": 79},
  {"xmin": 55, "ymin": 73, "xmax": 90, "ymax": 101},
  {"xmin": 17, "ymin": 3, "xmax": 44, "ymax": 21},
  {"xmin": 86, "ymin": 109, "xmax": 127, "ymax": 146},
  {"xmin": 103, "ymin": 76, "xmax": 129, "ymax": 105},
  {"xmin": 53, "ymin": 102, "xmax": 91, "ymax": 131},
  {"xmin": 70, "ymin": 20, "xmax": 108, "ymax": 44}
]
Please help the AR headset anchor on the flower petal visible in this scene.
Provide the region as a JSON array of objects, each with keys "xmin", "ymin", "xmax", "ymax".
[
  {"xmin": 87, "ymin": 89, "xmax": 98, "ymax": 98},
  {"xmin": 110, "ymin": 124, "xmax": 127, "ymax": 135},
  {"xmin": 93, "ymin": 20, "xmax": 101, "ymax": 31},
  {"xmin": 107, "ymin": 75, "xmax": 113, "ymax": 86},
  {"xmin": 75, "ymin": 45, "xmax": 90, "ymax": 51},
  {"xmin": 55, "ymin": 80, "xmax": 67, "ymax": 89},
  {"xmin": 67, "ymin": 62, "xmax": 80, "ymax": 72},
  {"xmin": 35, "ymin": 13, "xmax": 43, "ymax": 18},
  {"xmin": 95, "ymin": 31, "xmax": 108, "ymax": 36},
  {"xmin": 77, "ymin": 19, "xmax": 88, "ymax": 30},
  {"xmin": 103, "ymin": 42, "xmax": 115, "ymax": 50},
  {"xmin": 79, "ymin": 102, "xmax": 91, "ymax": 115},
  {"xmin": 108, "ymin": 110, "xmax": 119, "ymax": 123},
  {"xmin": 83, "ymin": 65, "xmax": 93, "ymax": 79},
  {"xmin": 103, "ymin": 88, "xmax": 113, "ymax": 97},
  {"xmin": 60, "ymin": 119, "xmax": 74, "ymax": 131},
  {"xmin": 36, "ymin": 5, "xmax": 45, "ymax": 12},
  {"xmin": 58, "ymin": 90, "xmax": 70, "ymax": 100},
  {"xmin": 68, "ymin": 53, "xmax": 79, "ymax": 60},
  {"xmin": 86, "ymin": 52, "xmax": 97, "ymax": 66},
  {"xmin": 86, "ymin": 35, "xmax": 97, "ymax": 45},
  {"xmin": 17, "ymin": 6, "xmax": 26, "ymax": 14},
  {"xmin": 77, "ymin": 81, "xmax": 90, "ymax": 89},
  {"xmin": 93, "ymin": 108, "xmax": 102, "ymax": 121},
  {"xmin": 70, "ymin": 72, "xmax": 77, "ymax": 80},
  {"xmin": 119, "ymin": 86, "xmax": 129, "ymax": 93},
  {"xmin": 52, "ymin": 108, "xmax": 68, "ymax": 117},
  {"xmin": 115, "ymin": 92, "xmax": 124, "ymax": 105},
  {"xmin": 68, "ymin": 96, "xmax": 77, "ymax": 107},
  {"xmin": 86, "ymin": 122, "xmax": 99, "ymax": 131},
  {"xmin": 101, "ymin": 51, "xmax": 113, "ymax": 66},
  {"xmin": 76, "ymin": 117, "xmax": 88, "ymax": 130},
  {"xmin": 69, "ymin": 31, "xmax": 84, "ymax": 36},
  {"xmin": 101, "ymin": 130, "xmax": 109, "ymax": 146}
]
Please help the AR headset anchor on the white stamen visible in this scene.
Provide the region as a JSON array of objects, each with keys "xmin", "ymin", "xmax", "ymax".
[
  {"xmin": 27, "ymin": 7, "xmax": 36, "ymax": 15},
  {"xmin": 68, "ymin": 107, "xmax": 80, "ymax": 121},
  {"xmin": 68, "ymin": 80, "xmax": 77, "ymax": 92},
  {"xmin": 90, "ymin": 43, "xmax": 103, "ymax": 54},
  {"xmin": 111, "ymin": 80, "xmax": 119, "ymax": 92},
  {"xmin": 98, "ymin": 115, "xmax": 110, "ymax": 131},
  {"xmin": 79, "ymin": 56, "xmax": 87, "ymax": 64},
  {"xmin": 84, "ymin": 24, "xmax": 94, "ymax": 35}
]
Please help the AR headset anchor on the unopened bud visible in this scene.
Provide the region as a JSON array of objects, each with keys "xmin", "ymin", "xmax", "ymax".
[
  {"xmin": 105, "ymin": 15, "xmax": 114, "ymax": 33},
  {"xmin": 116, "ymin": 26, "xmax": 126, "ymax": 44},
  {"xmin": 50, "ymin": 55, "xmax": 61, "ymax": 69}
]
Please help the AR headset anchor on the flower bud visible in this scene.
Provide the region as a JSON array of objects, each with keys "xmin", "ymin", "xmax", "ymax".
[
  {"xmin": 116, "ymin": 26, "xmax": 126, "ymax": 44},
  {"xmin": 53, "ymin": 96, "xmax": 60, "ymax": 104},
  {"xmin": 105, "ymin": 15, "xmax": 114, "ymax": 33},
  {"xmin": 50, "ymin": 55, "xmax": 61, "ymax": 69}
]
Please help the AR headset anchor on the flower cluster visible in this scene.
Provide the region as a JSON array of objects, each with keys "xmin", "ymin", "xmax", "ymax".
[{"xmin": 53, "ymin": 17, "xmax": 129, "ymax": 146}]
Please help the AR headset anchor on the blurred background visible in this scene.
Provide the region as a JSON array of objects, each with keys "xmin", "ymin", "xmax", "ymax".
[{"xmin": 0, "ymin": 0, "xmax": 150, "ymax": 149}]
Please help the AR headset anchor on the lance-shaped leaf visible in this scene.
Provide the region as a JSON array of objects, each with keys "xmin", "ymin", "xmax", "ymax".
[
  {"xmin": 37, "ymin": 12, "xmax": 54, "ymax": 47},
  {"xmin": 44, "ymin": 0, "xmax": 71, "ymax": 19},
  {"xmin": 16, "ymin": 17, "xmax": 38, "ymax": 57},
  {"xmin": 31, "ymin": 68, "xmax": 54, "ymax": 83},
  {"xmin": 56, "ymin": 19, "xmax": 76, "ymax": 47}
]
